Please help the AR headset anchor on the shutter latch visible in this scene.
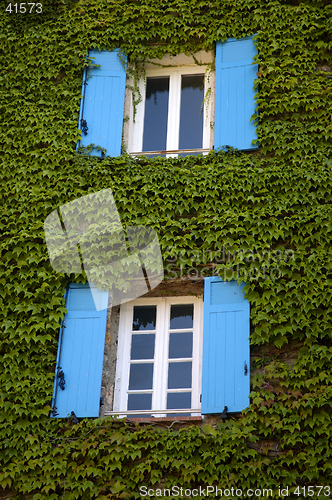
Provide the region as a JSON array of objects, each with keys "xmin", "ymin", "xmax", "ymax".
[
  {"xmin": 57, "ymin": 366, "xmax": 66, "ymax": 390},
  {"xmin": 80, "ymin": 118, "xmax": 88, "ymax": 135},
  {"xmin": 244, "ymin": 362, "xmax": 248, "ymax": 376}
]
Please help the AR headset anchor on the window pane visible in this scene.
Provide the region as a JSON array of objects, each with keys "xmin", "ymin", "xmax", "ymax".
[
  {"xmin": 169, "ymin": 332, "xmax": 193, "ymax": 358},
  {"xmin": 168, "ymin": 362, "xmax": 192, "ymax": 389},
  {"xmin": 142, "ymin": 77, "xmax": 169, "ymax": 152},
  {"xmin": 167, "ymin": 392, "xmax": 191, "ymax": 409},
  {"xmin": 128, "ymin": 393, "xmax": 152, "ymax": 411},
  {"xmin": 133, "ymin": 306, "xmax": 156, "ymax": 331},
  {"xmin": 131, "ymin": 334, "xmax": 155, "ymax": 360},
  {"xmin": 179, "ymin": 74, "xmax": 204, "ymax": 150},
  {"xmin": 170, "ymin": 304, "xmax": 193, "ymax": 329},
  {"xmin": 129, "ymin": 363, "xmax": 153, "ymax": 390}
]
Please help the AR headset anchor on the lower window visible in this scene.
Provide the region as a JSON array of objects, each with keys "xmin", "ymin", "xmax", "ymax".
[
  {"xmin": 113, "ymin": 297, "xmax": 203, "ymax": 417},
  {"xmin": 52, "ymin": 278, "xmax": 250, "ymax": 419}
]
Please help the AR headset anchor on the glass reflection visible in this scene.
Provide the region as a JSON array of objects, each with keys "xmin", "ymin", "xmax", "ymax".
[
  {"xmin": 128, "ymin": 393, "xmax": 152, "ymax": 411},
  {"xmin": 170, "ymin": 304, "xmax": 193, "ymax": 329},
  {"xmin": 131, "ymin": 334, "xmax": 155, "ymax": 360},
  {"xmin": 179, "ymin": 74, "xmax": 204, "ymax": 150},
  {"xmin": 129, "ymin": 363, "xmax": 153, "ymax": 390},
  {"xmin": 143, "ymin": 77, "xmax": 169, "ymax": 152},
  {"xmin": 167, "ymin": 392, "xmax": 191, "ymax": 410},
  {"xmin": 169, "ymin": 332, "xmax": 193, "ymax": 358},
  {"xmin": 133, "ymin": 306, "xmax": 156, "ymax": 331},
  {"xmin": 168, "ymin": 362, "xmax": 192, "ymax": 389}
]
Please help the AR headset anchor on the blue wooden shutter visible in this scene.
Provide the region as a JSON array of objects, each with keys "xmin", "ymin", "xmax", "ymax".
[
  {"xmin": 201, "ymin": 277, "xmax": 250, "ymax": 414},
  {"xmin": 52, "ymin": 283, "xmax": 108, "ymax": 418},
  {"xmin": 78, "ymin": 49, "xmax": 126, "ymax": 157},
  {"xmin": 214, "ymin": 36, "xmax": 258, "ymax": 151}
]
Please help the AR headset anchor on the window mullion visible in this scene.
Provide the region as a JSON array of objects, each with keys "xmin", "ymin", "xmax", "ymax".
[
  {"xmin": 151, "ymin": 300, "xmax": 165, "ymax": 413},
  {"xmin": 166, "ymin": 72, "xmax": 180, "ymax": 156},
  {"xmin": 159, "ymin": 300, "xmax": 169, "ymax": 413}
]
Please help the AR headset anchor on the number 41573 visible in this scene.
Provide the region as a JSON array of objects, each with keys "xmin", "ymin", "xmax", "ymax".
[
  {"xmin": 294, "ymin": 486, "xmax": 331, "ymax": 496},
  {"xmin": 6, "ymin": 3, "xmax": 43, "ymax": 13}
]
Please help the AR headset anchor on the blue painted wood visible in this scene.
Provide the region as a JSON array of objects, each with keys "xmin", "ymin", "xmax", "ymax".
[
  {"xmin": 214, "ymin": 36, "xmax": 258, "ymax": 151},
  {"xmin": 201, "ymin": 277, "xmax": 250, "ymax": 414},
  {"xmin": 78, "ymin": 49, "xmax": 126, "ymax": 157},
  {"xmin": 52, "ymin": 283, "xmax": 108, "ymax": 418}
]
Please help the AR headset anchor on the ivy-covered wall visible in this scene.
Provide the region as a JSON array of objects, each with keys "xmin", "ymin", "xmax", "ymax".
[{"xmin": 1, "ymin": 0, "xmax": 332, "ymax": 498}]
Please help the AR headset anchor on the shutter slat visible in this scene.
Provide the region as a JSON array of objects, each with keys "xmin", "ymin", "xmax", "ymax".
[
  {"xmin": 215, "ymin": 36, "xmax": 258, "ymax": 151},
  {"xmin": 201, "ymin": 277, "xmax": 250, "ymax": 414},
  {"xmin": 78, "ymin": 49, "xmax": 126, "ymax": 157},
  {"xmin": 52, "ymin": 284, "xmax": 108, "ymax": 418}
]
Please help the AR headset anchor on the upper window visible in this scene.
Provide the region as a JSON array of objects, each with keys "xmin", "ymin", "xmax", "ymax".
[
  {"xmin": 126, "ymin": 52, "xmax": 213, "ymax": 158},
  {"xmin": 78, "ymin": 38, "xmax": 258, "ymax": 159}
]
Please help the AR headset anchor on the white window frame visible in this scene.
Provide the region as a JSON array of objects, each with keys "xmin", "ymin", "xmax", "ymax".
[
  {"xmin": 127, "ymin": 52, "xmax": 214, "ymax": 157},
  {"xmin": 113, "ymin": 296, "xmax": 203, "ymax": 417}
]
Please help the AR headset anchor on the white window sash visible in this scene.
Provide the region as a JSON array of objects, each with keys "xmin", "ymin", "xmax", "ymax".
[
  {"xmin": 128, "ymin": 64, "xmax": 212, "ymax": 157},
  {"xmin": 113, "ymin": 296, "xmax": 203, "ymax": 417}
]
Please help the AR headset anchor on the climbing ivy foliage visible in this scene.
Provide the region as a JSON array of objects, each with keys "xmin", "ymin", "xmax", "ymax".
[{"xmin": 1, "ymin": 0, "xmax": 332, "ymax": 497}]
